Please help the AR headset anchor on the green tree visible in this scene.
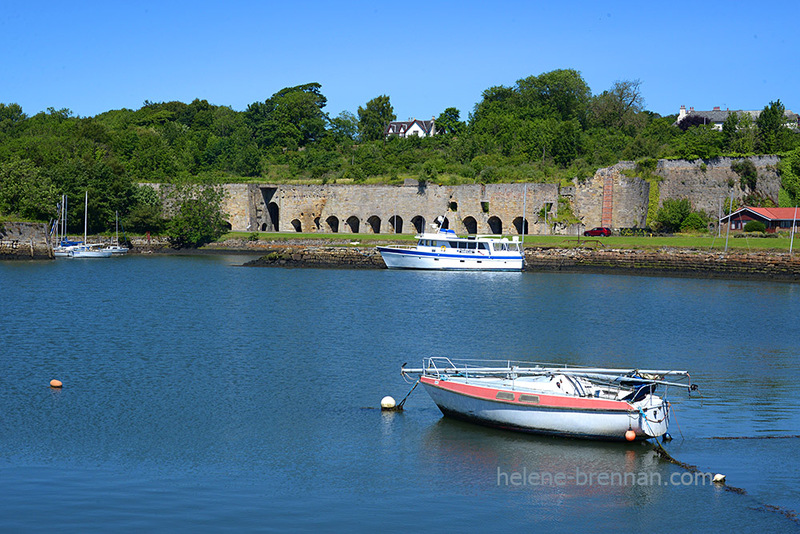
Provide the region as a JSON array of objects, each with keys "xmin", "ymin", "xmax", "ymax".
[
  {"xmin": 757, "ymin": 100, "xmax": 785, "ymax": 153},
  {"xmin": 0, "ymin": 157, "xmax": 56, "ymax": 220},
  {"xmin": 515, "ymin": 69, "xmax": 591, "ymax": 123},
  {"xmin": 589, "ymin": 79, "xmax": 645, "ymax": 132},
  {"xmin": 124, "ymin": 184, "xmax": 167, "ymax": 234},
  {"xmin": 329, "ymin": 111, "xmax": 359, "ymax": 141},
  {"xmin": 0, "ymin": 103, "xmax": 26, "ymax": 134},
  {"xmin": 166, "ymin": 183, "xmax": 229, "ymax": 248},
  {"xmin": 435, "ymin": 107, "xmax": 465, "ymax": 135},
  {"xmin": 246, "ymin": 83, "xmax": 328, "ymax": 149},
  {"xmin": 357, "ymin": 95, "xmax": 395, "ymax": 142},
  {"xmin": 654, "ymin": 198, "xmax": 692, "ymax": 233},
  {"xmin": 777, "ymin": 147, "xmax": 800, "ymax": 206},
  {"xmin": 669, "ymin": 124, "xmax": 722, "ymax": 159},
  {"xmin": 680, "ymin": 211, "xmax": 709, "ymax": 232},
  {"xmin": 551, "ymin": 119, "xmax": 580, "ymax": 167},
  {"xmin": 722, "ymin": 111, "xmax": 756, "ymax": 154}
]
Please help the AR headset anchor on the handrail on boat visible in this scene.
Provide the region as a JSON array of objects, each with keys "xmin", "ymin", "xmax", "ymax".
[{"xmin": 404, "ymin": 357, "xmax": 695, "ymax": 391}]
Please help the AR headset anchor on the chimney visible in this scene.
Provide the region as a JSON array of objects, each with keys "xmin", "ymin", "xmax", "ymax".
[{"xmin": 713, "ymin": 106, "xmax": 721, "ymax": 111}]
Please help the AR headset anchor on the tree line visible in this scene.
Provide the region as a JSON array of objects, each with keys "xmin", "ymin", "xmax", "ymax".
[{"xmin": 1, "ymin": 68, "xmax": 799, "ymax": 241}]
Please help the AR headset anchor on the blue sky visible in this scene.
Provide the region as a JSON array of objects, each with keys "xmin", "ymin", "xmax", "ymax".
[{"xmin": 2, "ymin": 0, "xmax": 797, "ymax": 121}]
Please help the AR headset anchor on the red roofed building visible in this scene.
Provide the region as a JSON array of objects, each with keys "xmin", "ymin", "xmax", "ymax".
[{"xmin": 719, "ymin": 206, "xmax": 800, "ymax": 233}]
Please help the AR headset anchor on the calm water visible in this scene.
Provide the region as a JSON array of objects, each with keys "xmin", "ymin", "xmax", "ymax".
[{"xmin": 1, "ymin": 256, "xmax": 799, "ymax": 531}]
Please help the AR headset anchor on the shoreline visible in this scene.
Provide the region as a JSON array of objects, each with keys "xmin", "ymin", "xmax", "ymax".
[
  {"xmin": 5, "ymin": 233, "xmax": 800, "ymax": 282},
  {"xmin": 237, "ymin": 242, "xmax": 800, "ymax": 282}
]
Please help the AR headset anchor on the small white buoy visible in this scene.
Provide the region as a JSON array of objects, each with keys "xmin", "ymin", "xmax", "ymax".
[
  {"xmin": 380, "ymin": 396, "xmax": 396, "ymax": 410},
  {"xmin": 713, "ymin": 473, "xmax": 726, "ymax": 484}
]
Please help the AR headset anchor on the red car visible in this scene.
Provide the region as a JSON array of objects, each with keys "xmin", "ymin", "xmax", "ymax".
[{"xmin": 584, "ymin": 227, "xmax": 611, "ymax": 237}]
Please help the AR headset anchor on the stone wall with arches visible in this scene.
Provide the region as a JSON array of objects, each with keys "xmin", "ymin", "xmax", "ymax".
[
  {"xmin": 230, "ymin": 182, "xmax": 563, "ymax": 236},
  {"xmin": 169, "ymin": 157, "xmax": 788, "ymax": 237}
]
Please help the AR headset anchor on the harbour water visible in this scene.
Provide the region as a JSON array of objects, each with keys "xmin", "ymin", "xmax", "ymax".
[{"xmin": 1, "ymin": 255, "xmax": 799, "ymax": 531}]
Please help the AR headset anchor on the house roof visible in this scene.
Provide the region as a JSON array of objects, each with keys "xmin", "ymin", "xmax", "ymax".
[
  {"xmin": 720, "ymin": 206, "xmax": 800, "ymax": 222},
  {"xmin": 385, "ymin": 118, "xmax": 435, "ymax": 136},
  {"xmin": 679, "ymin": 107, "xmax": 799, "ymax": 125}
]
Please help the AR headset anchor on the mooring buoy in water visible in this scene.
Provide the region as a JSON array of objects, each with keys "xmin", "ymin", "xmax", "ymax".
[
  {"xmin": 625, "ymin": 429, "xmax": 636, "ymax": 441},
  {"xmin": 713, "ymin": 473, "xmax": 726, "ymax": 484},
  {"xmin": 380, "ymin": 396, "xmax": 396, "ymax": 410},
  {"xmin": 50, "ymin": 379, "xmax": 63, "ymax": 388}
]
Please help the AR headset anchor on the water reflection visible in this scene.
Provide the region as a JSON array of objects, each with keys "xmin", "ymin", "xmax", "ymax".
[{"xmin": 420, "ymin": 418, "xmax": 668, "ymax": 503}]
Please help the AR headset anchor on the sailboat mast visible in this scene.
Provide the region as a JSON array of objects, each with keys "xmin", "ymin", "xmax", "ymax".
[
  {"xmin": 62, "ymin": 195, "xmax": 67, "ymax": 242},
  {"xmin": 84, "ymin": 191, "xmax": 88, "ymax": 245}
]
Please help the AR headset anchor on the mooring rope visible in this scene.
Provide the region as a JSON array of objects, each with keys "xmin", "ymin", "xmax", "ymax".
[
  {"xmin": 652, "ymin": 440, "xmax": 799, "ymax": 523},
  {"xmin": 396, "ymin": 379, "xmax": 420, "ymax": 410}
]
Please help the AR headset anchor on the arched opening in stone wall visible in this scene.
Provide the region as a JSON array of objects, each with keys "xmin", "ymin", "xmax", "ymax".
[
  {"xmin": 449, "ymin": 201, "xmax": 458, "ymax": 211},
  {"xmin": 389, "ymin": 215, "xmax": 403, "ymax": 234},
  {"xmin": 367, "ymin": 215, "xmax": 381, "ymax": 234},
  {"xmin": 441, "ymin": 217, "xmax": 450, "ymax": 230},
  {"xmin": 267, "ymin": 202, "xmax": 279, "ymax": 232},
  {"xmin": 346, "ymin": 216, "xmax": 360, "ymax": 233},
  {"xmin": 291, "ymin": 219, "xmax": 302, "ymax": 232},
  {"xmin": 411, "ymin": 216, "xmax": 425, "ymax": 233},
  {"xmin": 314, "ymin": 217, "xmax": 321, "ymax": 231},
  {"xmin": 513, "ymin": 217, "xmax": 529, "ymax": 235},
  {"xmin": 223, "ymin": 221, "xmax": 232, "ymax": 231},
  {"xmin": 326, "ymin": 216, "xmax": 339, "ymax": 233},
  {"xmin": 261, "ymin": 223, "xmax": 267, "ymax": 231},
  {"xmin": 488, "ymin": 216, "xmax": 503, "ymax": 234},
  {"xmin": 462, "ymin": 216, "xmax": 477, "ymax": 234}
]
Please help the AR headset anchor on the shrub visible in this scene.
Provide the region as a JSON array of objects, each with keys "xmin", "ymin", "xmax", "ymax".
[
  {"xmin": 731, "ymin": 159, "xmax": 758, "ymax": 191},
  {"xmin": 680, "ymin": 212, "xmax": 708, "ymax": 233},
  {"xmin": 744, "ymin": 220, "xmax": 766, "ymax": 232},
  {"xmin": 654, "ymin": 198, "xmax": 691, "ymax": 233}
]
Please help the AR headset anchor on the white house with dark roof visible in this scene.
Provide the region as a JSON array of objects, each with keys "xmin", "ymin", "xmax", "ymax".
[
  {"xmin": 385, "ymin": 118, "xmax": 436, "ymax": 138},
  {"xmin": 677, "ymin": 105, "xmax": 799, "ymax": 131}
]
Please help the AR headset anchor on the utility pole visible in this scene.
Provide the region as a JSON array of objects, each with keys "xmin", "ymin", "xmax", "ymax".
[{"xmin": 724, "ymin": 188, "xmax": 734, "ymax": 253}]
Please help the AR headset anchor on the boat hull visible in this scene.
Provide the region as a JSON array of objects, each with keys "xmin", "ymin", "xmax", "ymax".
[
  {"xmin": 420, "ymin": 376, "xmax": 669, "ymax": 441},
  {"xmin": 377, "ymin": 247, "xmax": 523, "ymax": 271},
  {"xmin": 70, "ymin": 249, "xmax": 113, "ymax": 258}
]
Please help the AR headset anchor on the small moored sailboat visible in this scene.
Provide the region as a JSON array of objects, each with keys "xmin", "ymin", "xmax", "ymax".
[
  {"xmin": 401, "ymin": 357, "xmax": 697, "ymax": 441},
  {"xmin": 70, "ymin": 191, "xmax": 112, "ymax": 258}
]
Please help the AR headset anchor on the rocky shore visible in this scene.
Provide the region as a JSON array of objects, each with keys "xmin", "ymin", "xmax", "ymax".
[{"xmin": 243, "ymin": 244, "xmax": 800, "ymax": 282}]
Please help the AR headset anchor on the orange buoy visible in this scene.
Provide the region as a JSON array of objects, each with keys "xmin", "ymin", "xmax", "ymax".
[
  {"xmin": 625, "ymin": 429, "xmax": 636, "ymax": 441},
  {"xmin": 50, "ymin": 379, "xmax": 62, "ymax": 388}
]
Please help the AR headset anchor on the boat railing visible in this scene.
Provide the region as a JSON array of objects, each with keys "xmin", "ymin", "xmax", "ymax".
[{"xmin": 405, "ymin": 357, "xmax": 694, "ymax": 390}]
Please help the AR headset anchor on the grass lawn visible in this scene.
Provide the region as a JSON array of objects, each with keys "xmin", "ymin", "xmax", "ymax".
[{"xmin": 219, "ymin": 231, "xmax": 800, "ymax": 252}]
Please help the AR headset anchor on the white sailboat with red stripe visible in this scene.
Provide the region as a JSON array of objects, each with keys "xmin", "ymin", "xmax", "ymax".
[{"xmin": 401, "ymin": 358, "xmax": 696, "ymax": 441}]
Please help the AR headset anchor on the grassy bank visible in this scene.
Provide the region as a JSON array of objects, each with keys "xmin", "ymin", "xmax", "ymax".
[{"xmin": 219, "ymin": 231, "xmax": 800, "ymax": 252}]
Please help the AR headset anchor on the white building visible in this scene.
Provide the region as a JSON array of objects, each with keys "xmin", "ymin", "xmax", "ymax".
[
  {"xmin": 677, "ymin": 105, "xmax": 799, "ymax": 131},
  {"xmin": 385, "ymin": 118, "xmax": 436, "ymax": 138}
]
